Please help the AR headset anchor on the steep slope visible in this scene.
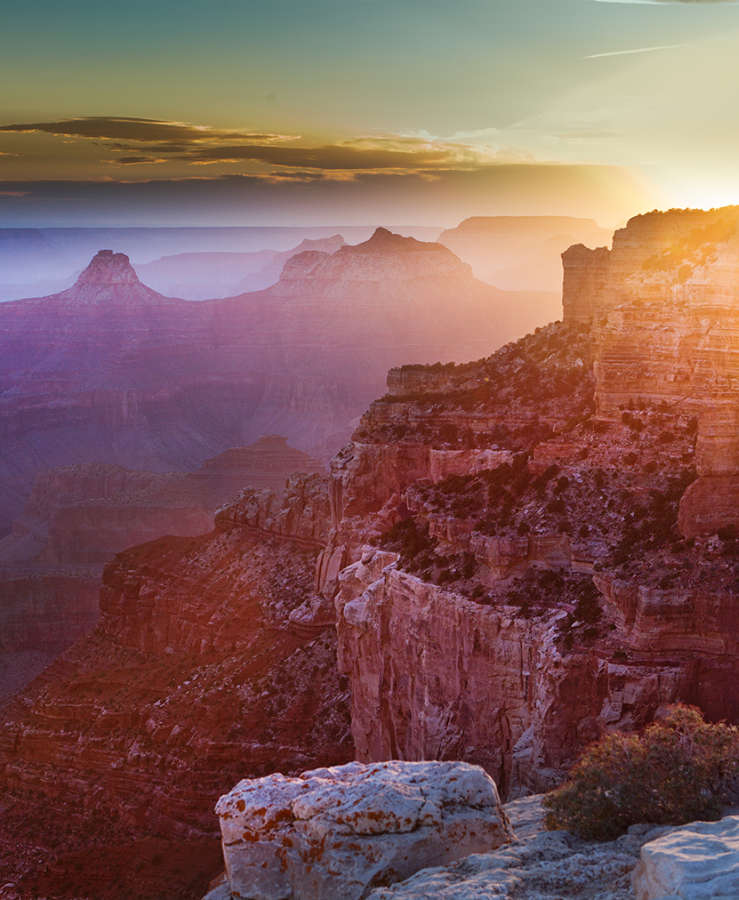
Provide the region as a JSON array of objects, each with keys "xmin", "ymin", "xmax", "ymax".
[
  {"xmin": 0, "ymin": 476, "xmax": 352, "ymax": 899},
  {"xmin": 439, "ymin": 216, "xmax": 611, "ymax": 292}
]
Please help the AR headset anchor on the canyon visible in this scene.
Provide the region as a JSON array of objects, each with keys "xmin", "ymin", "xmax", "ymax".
[
  {"xmin": 0, "ymin": 228, "xmax": 556, "ymax": 707},
  {"xmin": 0, "ymin": 207, "xmax": 737, "ymax": 898},
  {"xmin": 0, "ymin": 436, "xmax": 322, "ymax": 702}
]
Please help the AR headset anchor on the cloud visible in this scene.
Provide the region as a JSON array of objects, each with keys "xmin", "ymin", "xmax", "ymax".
[
  {"xmin": 0, "ymin": 116, "xmax": 484, "ymax": 174},
  {"xmin": 586, "ymin": 43, "xmax": 687, "ymax": 57},
  {"xmin": 0, "ymin": 116, "xmax": 296, "ymax": 144},
  {"xmin": 111, "ymin": 156, "xmax": 169, "ymax": 166},
  {"xmin": 172, "ymin": 141, "xmax": 459, "ymax": 170}
]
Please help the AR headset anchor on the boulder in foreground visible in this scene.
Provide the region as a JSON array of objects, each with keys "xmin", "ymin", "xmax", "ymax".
[
  {"xmin": 633, "ymin": 815, "xmax": 739, "ymax": 900},
  {"xmin": 214, "ymin": 760, "xmax": 513, "ymax": 900}
]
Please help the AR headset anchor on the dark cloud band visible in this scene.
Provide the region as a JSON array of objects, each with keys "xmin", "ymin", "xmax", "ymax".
[
  {"xmin": 0, "ymin": 116, "xmax": 287, "ymax": 144},
  {"xmin": 0, "ymin": 116, "xmax": 461, "ymax": 172}
]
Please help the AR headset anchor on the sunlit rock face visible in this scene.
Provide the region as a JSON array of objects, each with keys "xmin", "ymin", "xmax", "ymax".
[
  {"xmin": 2, "ymin": 210, "xmax": 738, "ymax": 898},
  {"xmin": 318, "ymin": 251, "xmax": 737, "ymax": 795},
  {"xmin": 562, "ymin": 208, "xmax": 739, "ymax": 536}
]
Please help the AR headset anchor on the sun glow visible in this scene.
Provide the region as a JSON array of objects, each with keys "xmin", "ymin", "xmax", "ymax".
[{"xmin": 654, "ymin": 172, "xmax": 739, "ymax": 213}]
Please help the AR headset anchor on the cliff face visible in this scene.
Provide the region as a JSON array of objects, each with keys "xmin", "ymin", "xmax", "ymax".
[
  {"xmin": 0, "ymin": 477, "xmax": 351, "ymax": 898},
  {"xmin": 319, "ymin": 315, "xmax": 736, "ymax": 798},
  {"xmin": 1, "ymin": 209, "xmax": 737, "ymax": 898},
  {"xmin": 562, "ymin": 208, "xmax": 739, "ymax": 536},
  {"xmin": 319, "ymin": 211, "xmax": 738, "ymax": 795}
]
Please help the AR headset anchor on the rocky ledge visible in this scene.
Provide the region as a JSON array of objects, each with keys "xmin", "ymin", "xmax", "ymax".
[{"xmin": 206, "ymin": 762, "xmax": 739, "ymax": 900}]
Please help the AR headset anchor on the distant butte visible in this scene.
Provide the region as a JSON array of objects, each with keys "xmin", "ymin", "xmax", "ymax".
[{"xmin": 76, "ymin": 249, "xmax": 141, "ymax": 285}]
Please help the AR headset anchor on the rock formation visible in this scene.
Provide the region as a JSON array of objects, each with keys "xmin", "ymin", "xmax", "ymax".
[
  {"xmin": 213, "ymin": 760, "xmax": 512, "ymax": 900},
  {"xmin": 367, "ymin": 797, "xmax": 739, "ymax": 900},
  {"xmin": 562, "ymin": 207, "xmax": 739, "ymax": 536},
  {"xmin": 135, "ymin": 235, "xmax": 346, "ymax": 299},
  {"xmin": 311, "ymin": 209, "xmax": 738, "ymax": 796},
  {"xmin": 1, "ymin": 207, "xmax": 737, "ymax": 898}
]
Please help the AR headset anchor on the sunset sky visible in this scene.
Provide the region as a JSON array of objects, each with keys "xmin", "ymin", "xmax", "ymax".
[{"xmin": 3, "ymin": 0, "xmax": 739, "ymax": 225}]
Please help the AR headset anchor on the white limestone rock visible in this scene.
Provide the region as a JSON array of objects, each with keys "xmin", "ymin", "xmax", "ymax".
[
  {"xmin": 368, "ymin": 796, "xmax": 670, "ymax": 900},
  {"xmin": 214, "ymin": 760, "xmax": 513, "ymax": 900},
  {"xmin": 633, "ymin": 815, "xmax": 739, "ymax": 900}
]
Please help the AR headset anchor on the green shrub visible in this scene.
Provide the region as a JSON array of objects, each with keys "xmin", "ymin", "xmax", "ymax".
[{"xmin": 544, "ymin": 705, "xmax": 739, "ymax": 840}]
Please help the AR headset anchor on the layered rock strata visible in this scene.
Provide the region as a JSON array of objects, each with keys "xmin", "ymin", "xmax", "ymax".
[
  {"xmin": 562, "ymin": 209, "xmax": 739, "ymax": 535},
  {"xmin": 319, "ymin": 304, "xmax": 736, "ymax": 796},
  {"xmin": 2, "ymin": 207, "xmax": 738, "ymax": 898}
]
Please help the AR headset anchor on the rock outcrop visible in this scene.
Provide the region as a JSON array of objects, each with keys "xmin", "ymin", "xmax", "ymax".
[
  {"xmin": 313, "ymin": 210, "xmax": 738, "ymax": 795},
  {"xmin": 214, "ymin": 760, "xmax": 512, "ymax": 900},
  {"xmin": 2, "ymin": 207, "xmax": 738, "ymax": 898},
  {"xmin": 632, "ymin": 815, "xmax": 739, "ymax": 900},
  {"xmin": 368, "ymin": 797, "xmax": 739, "ymax": 900}
]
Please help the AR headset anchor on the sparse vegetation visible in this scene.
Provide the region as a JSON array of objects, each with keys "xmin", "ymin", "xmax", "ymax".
[{"xmin": 544, "ymin": 705, "xmax": 739, "ymax": 840}]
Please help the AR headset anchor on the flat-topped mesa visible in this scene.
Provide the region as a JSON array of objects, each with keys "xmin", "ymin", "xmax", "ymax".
[
  {"xmin": 442, "ymin": 216, "xmax": 612, "ymax": 293},
  {"xmin": 277, "ymin": 227, "xmax": 471, "ymax": 290},
  {"xmin": 76, "ymin": 249, "xmax": 140, "ymax": 286}
]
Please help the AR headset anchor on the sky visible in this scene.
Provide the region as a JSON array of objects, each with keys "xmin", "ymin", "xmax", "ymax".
[{"xmin": 2, "ymin": 0, "xmax": 739, "ymax": 226}]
